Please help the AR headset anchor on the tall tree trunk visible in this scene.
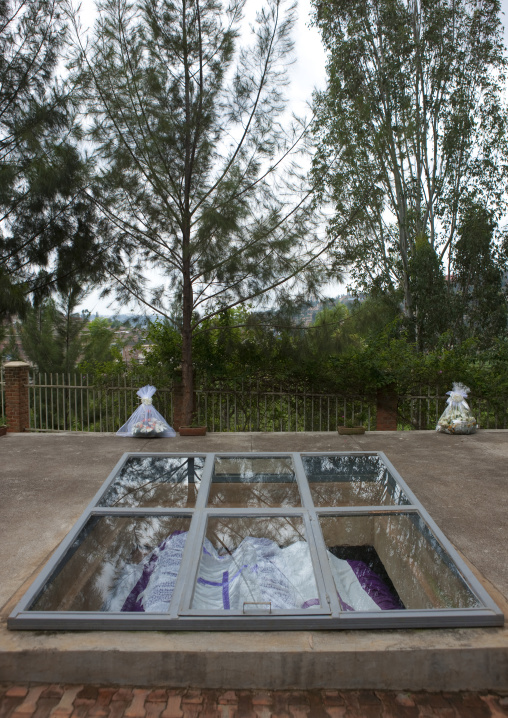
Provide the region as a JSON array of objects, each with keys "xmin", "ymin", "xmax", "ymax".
[
  {"xmin": 180, "ymin": 0, "xmax": 194, "ymax": 427},
  {"xmin": 181, "ymin": 252, "xmax": 194, "ymax": 426}
]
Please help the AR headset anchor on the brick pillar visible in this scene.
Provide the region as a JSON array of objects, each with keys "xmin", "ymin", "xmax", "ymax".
[
  {"xmin": 376, "ymin": 384, "xmax": 398, "ymax": 431},
  {"xmin": 4, "ymin": 361, "xmax": 30, "ymax": 432}
]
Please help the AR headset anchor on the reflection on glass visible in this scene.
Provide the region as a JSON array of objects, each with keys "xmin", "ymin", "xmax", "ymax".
[
  {"xmin": 319, "ymin": 514, "xmax": 480, "ymax": 611},
  {"xmin": 31, "ymin": 516, "xmax": 191, "ymax": 612},
  {"xmin": 208, "ymin": 456, "xmax": 300, "ymax": 508},
  {"xmin": 99, "ymin": 456, "xmax": 204, "ymax": 508},
  {"xmin": 302, "ymin": 455, "xmax": 409, "ymax": 506},
  {"xmin": 191, "ymin": 516, "xmax": 319, "ymax": 612}
]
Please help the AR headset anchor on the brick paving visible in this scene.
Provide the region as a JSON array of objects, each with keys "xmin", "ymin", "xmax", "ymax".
[{"xmin": 0, "ymin": 686, "xmax": 507, "ymax": 718}]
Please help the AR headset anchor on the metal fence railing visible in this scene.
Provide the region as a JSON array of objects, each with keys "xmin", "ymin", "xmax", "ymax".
[
  {"xmin": 21, "ymin": 374, "xmax": 508, "ymax": 433},
  {"xmin": 26, "ymin": 373, "xmax": 375, "ymax": 433},
  {"xmin": 27, "ymin": 373, "xmax": 173, "ymax": 433},
  {"xmin": 195, "ymin": 382, "xmax": 375, "ymax": 432},
  {"xmin": 398, "ymin": 386, "xmax": 508, "ymax": 430}
]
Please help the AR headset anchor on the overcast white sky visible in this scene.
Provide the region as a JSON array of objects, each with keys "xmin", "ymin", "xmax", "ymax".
[{"xmin": 76, "ymin": 0, "xmax": 508, "ymax": 316}]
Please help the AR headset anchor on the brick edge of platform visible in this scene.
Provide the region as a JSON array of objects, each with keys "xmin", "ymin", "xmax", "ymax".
[{"xmin": 0, "ymin": 684, "xmax": 507, "ymax": 718}]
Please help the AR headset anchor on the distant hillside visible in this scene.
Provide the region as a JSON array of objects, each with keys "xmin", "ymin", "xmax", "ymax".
[{"xmin": 293, "ymin": 295, "xmax": 357, "ymax": 326}]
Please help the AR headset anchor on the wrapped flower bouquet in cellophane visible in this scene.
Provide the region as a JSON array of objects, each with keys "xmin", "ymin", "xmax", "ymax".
[
  {"xmin": 436, "ymin": 383, "xmax": 477, "ymax": 435},
  {"xmin": 117, "ymin": 385, "xmax": 176, "ymax": 438}
]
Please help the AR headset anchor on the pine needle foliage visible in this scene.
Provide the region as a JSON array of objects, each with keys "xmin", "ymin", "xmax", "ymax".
[
  {"xmin": 0, "ymin": 0, "xmax": 108, "ymax": 314},
  {"xmin": 71, "ymin": 0, "xmax": 333, "ymax": 423}
]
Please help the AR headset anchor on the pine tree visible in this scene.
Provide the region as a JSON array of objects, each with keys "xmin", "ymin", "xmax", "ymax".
[
  {"xmin": 0, "ymin": 1, "xmax": 110, "ymax": 316},
  {"xmin": 453, "ymin": 202, "xmax": 507, "ymax": 346},
  {"xmin": 72, "ymin": 0, "xmax": 334, "ymax": 423},
  {"xmin": 19, "ymin": 289, "xmax": 88, "ymax": 374}
]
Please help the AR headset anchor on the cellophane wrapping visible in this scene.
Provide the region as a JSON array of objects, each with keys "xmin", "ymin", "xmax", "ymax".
[
  {"xmin": 436, "ymin": 383, "xmax": 477, "ymax": 434},
  {"xmin": 117, "ymin": 385, "xmax": 176, "ymax": 438}
]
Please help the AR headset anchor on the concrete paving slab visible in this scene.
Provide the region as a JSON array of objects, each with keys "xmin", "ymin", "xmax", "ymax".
[{"xmin": 0, "ymin": 430, "xmax": 507, "ymax": 690}]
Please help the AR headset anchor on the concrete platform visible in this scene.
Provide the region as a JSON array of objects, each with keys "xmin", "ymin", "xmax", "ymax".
[{"xmin": 0, "ymin": 430, "xmax": 507, "ymax": 690}]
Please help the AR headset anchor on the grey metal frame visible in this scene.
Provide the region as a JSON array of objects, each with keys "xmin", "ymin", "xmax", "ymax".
[{"xmin": 8, "ymin": 451, "xmax": 504, "ymax": 631}]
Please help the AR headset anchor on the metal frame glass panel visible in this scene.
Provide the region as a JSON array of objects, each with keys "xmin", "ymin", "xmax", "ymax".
[{"xmin": 8, "ymin": 451, "xmax": 504, "ymax": 630}]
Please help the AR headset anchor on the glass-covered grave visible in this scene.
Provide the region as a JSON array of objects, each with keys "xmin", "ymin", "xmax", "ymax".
[
  {"xmin": 191, "ymin": 516, "xmax": 321, "ymax": 614},
  {"xmin": 302, "ymin": 454, "xmax": 409, "ymax": 507},
  {"xmin": 318, "ymin": 514, "xmax": 479, "ymax": 613},
  {"xmin": 32, "ymin": 515, "xmax": 191, "ymax": 613},
  {"xmin": 99, "ymin": 455, "xmax": 204, "ymax": 508},
  {"xmin": 8, "ymin": 452, "xmax": 503, "ymax": 630},
  {"xmin": 208, "ymin": 456, "xmax": 301, "ymax": 508}
]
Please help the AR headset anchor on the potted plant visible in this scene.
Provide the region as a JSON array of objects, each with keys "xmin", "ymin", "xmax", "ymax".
[
  {"xmin": 337, "ymin": 426, "xmax": 366, "ymax": 435},
  {"xmin": 337, "ymin": 415, "xmax": 366, "ymax": 435},
  {"xmin": 0, "ymin": 416, "xmax": 8, "ymax": 436},
  {"xmin": 179, "ymin": 417, "xmax": 207, "ymax": 436}
]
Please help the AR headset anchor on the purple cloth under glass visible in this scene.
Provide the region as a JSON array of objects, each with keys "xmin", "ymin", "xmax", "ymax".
[
  {"xmin": 121, "ymin": 530, "xmax": 185, "ymax": 612},
  {"xmin": 120, "ymin": 533, "xmax": 402, "ymax": 613},
  {"xmin": 336, "ymin": 560, "xmax": 403, "ymax": 611}
]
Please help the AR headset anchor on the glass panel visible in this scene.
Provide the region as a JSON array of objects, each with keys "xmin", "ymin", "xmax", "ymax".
[
  {"xmin": 31, "ymin": 516, "xmax": 191, "ymax": 612},
  {"xmin": 191, "ymin": 516, "xmax": 320, "ymax": 612},
  {"xmin": 207, "ymin": 456, "xmax": 301, "ymax": 508},
  {"xmin": 302, "ymin": 454, "xmax": 409, "ymax": 507},
  {"xmin": 98, "ymin": 456, "xmax": 204, "ymax": 508},
  {"xmin": 319, "ymin": 514, "xmax": 480, "ymax": 611}
]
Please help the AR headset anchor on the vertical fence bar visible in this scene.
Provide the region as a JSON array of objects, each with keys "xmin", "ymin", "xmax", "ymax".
[
  {"xmin": 73, "ymin": 373, "xmax": 77, "ymax": 430},
  {"xmin": 101, "ymin": 384, "xmax": 105, "ymax": 432},
  {"xmin": 37, "ymin": 372, "xmax": 42, "ymax": 430},
  {"xmin": 427, "ymin": 386, "xmax": 430, "ymax": 431},
  {"xmin": 279, "ymin": 383, "xmax": 282, "ymax": 432},
  {"xmin": 44, "ymin": 373, "xmax": 48, "ymax": 430},
  {"xmin": 80, "ymin": 373, "xmax": 84, "ymax": 431},
  {"xmin": 28, "ymin": 372, "xmax": 33, "ymax": 430},
  {"xmin": 50, "ymin": 374, "xmax": 54, "ymax": 430},
  {"xmin": 86, "ymin": 374, "xmax": 90, "ymax": 431},
  {"xmin": 29, "ymin": 372, "xmax": 34, "ymax": 430},
  {"xmin": 219, "ymin": 390, "xmax": 222, "ymax": 433},
  {"xmin": 61, "ymin": 373, "xmax": 66, "ymax": 431},
  {"xmin": 56, "ymin": 374, "xmax": 60, "ymax": 429}
]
